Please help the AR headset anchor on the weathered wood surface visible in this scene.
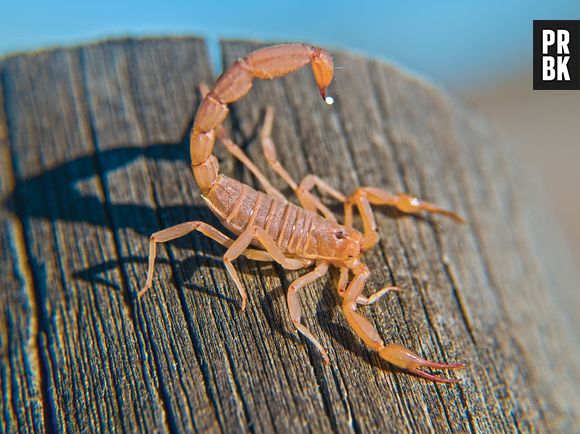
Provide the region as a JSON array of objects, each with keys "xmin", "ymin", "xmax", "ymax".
[{"xmin": 0, "ymin": 37, "xmax": 578, "ymax": 433}]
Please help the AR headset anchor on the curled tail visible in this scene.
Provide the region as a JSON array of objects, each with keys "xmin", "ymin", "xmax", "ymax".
[{"xmin": 190, "ymin": 43, "xmax": 335, "ymax": 194}]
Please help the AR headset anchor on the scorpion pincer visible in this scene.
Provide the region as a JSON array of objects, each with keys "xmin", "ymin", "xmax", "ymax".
[{"xmin": 140, "ymin": 43, "xmax": 465, "ymax": 383}]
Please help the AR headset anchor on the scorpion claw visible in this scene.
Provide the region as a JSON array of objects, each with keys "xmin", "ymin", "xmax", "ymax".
[
  {"xmin": 422, "ymin": 202, "xmax": 465, "ymax": 224},
  {"xmin": 407, "ymin": 368, "xmax": 462, "ymax": 384},
  {"xmin": 394, "ymin": 194, "xmax": 465, "ymax": 223},
  {"xmin": 378, "ymin": 343, "xmax": 464, "ymax": 384}
]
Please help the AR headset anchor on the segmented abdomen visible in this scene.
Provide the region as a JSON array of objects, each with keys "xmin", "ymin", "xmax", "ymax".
[{"xmin": 203, "ymin": 175, "xmax": 320, "ymax": 256}]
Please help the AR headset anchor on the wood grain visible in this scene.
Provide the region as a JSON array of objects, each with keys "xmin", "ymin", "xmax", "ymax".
[{"xmin": 0, "ymin": 37, "xmax": 578, "ymax": 433}]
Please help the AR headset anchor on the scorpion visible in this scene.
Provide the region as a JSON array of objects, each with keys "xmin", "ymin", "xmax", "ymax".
[{"xmin": 140, "ymin": 43, "xmax": 465, "ymax": 383}]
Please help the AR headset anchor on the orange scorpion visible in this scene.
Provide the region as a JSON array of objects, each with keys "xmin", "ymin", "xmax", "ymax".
[{"xmin": 140, "ymin": 44, "xmax": 465, "ymax": 383}]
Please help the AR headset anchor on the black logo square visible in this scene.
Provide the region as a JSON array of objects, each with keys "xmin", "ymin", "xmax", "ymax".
[{"xmin": 533, "ymin": 20, "xmax": 580, "ymax": 90}]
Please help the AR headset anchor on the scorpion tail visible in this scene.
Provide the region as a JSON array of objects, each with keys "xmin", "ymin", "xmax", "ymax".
[{"xmin": 190, "ymin": 44, "xmax": 334, "ymax": 194}]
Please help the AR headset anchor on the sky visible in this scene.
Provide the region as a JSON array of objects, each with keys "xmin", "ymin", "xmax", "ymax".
[{"xmin": 1, "ymin": 1, "xmax": 579, "ymax": 89}]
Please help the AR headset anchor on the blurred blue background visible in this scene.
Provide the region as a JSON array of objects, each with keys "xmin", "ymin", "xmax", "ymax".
[
  {"xmin": 0, "ymin": 1, "xmax": 578, "ymax": 89},
  {"xmin": 1, "ymin": 0, "xmax": 579, "ymax": 262}
]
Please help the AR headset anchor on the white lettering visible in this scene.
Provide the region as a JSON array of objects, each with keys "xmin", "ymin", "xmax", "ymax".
[
  {"xmin": 557, "ymin": 56, "xmax": 570, "ymax": 80},
  {"xmin": 557, "ymin": 30, "xmax": 570, "ymax": 54},
  {"xmin": 543, "ymin": 29, "xmax": 555, "ymax": 54},
  {"xmin": 543, "ymin": 57, "xmax": 555, "ymax": 80}
]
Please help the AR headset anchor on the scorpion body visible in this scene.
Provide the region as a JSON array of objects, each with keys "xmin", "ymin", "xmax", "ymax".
[
  {"xmin": 204, "ymin": 178, "xmax": 360, "ymax": 261},
  {"xmin": 141, "ymin": 43, "xmax": 464, "ymax": 383}
]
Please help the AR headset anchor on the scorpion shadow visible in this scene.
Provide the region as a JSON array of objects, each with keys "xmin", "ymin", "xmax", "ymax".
[
  {"xmin": 3, "ymin": 118, "xmax": 290, "ymax": 303},
  {"xmin": 4, "ymin": 124, "xmax": 414, "ymax": 372},
  {"xmin": 3, "ymin": 132, "xmax": 231, "ymax": 296}
]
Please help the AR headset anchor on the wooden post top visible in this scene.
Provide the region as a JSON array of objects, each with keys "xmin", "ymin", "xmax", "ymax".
[{"xmin": 0, "ymin": 37, "xmax": 578, "ymax": 432}]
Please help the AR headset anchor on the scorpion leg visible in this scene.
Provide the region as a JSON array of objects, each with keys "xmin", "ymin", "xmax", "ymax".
[
  {"xmin": 199, "ymin": 84, "xmax": 286, "ymax": 202},
  {"xmin": 296, "ymin": 174, "xmax": 349, "ymax": 222},
  {"xmin": 341, "ymin": 263, "xmax": 463, "ymax": 383},
  {"xmin": 356, "ymin": 286, "xmax": 401, "ymax": 306},
  {"xmin": 345, "ymin": 188, "xmax": 464, "ymax": 250},
  {"xmin": 260, "ymin": 106, "xmax": 299, "ymax": 190},
  {"xmin": 140, "ymin": 221, "xmax": 273, "ymax": 299},
  {"xmin": 216, "ymin": 125, "xmax": 286, "ymax": 201},
  {"xmin": 298, "ymin": 174, "xmax": 346, "ymax": 202},
  {"xmin": 260, "ymin": 106, "xmax": 338, "ymax": 221},
  {"xmin": 287, "ymin": 261, "xmax": 330, "ymax": 363},
  {"xmin": 337, "ymin": 267, "xmax": 350, "ymax": 296},
  {"xmin": 224, "ymin": 226, "xmax": 310, "ymax": 311},
  {"xmin": 344, "ymin": 190, "xmax": 379, "ymax": 249},
  {"xmin": 337, "ymin": 267, "xmax": 400, "ymax": 305}
]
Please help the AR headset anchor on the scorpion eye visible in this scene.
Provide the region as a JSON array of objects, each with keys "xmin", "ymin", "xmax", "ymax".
[{"xmin": 334, "ymin": 230, "xmax": 345, "ymax": 240}]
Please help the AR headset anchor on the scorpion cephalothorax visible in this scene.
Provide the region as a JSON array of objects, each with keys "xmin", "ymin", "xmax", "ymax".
[{"xmin": 140, "ymin": 43, "xmax": 464, "ymax": 383}]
